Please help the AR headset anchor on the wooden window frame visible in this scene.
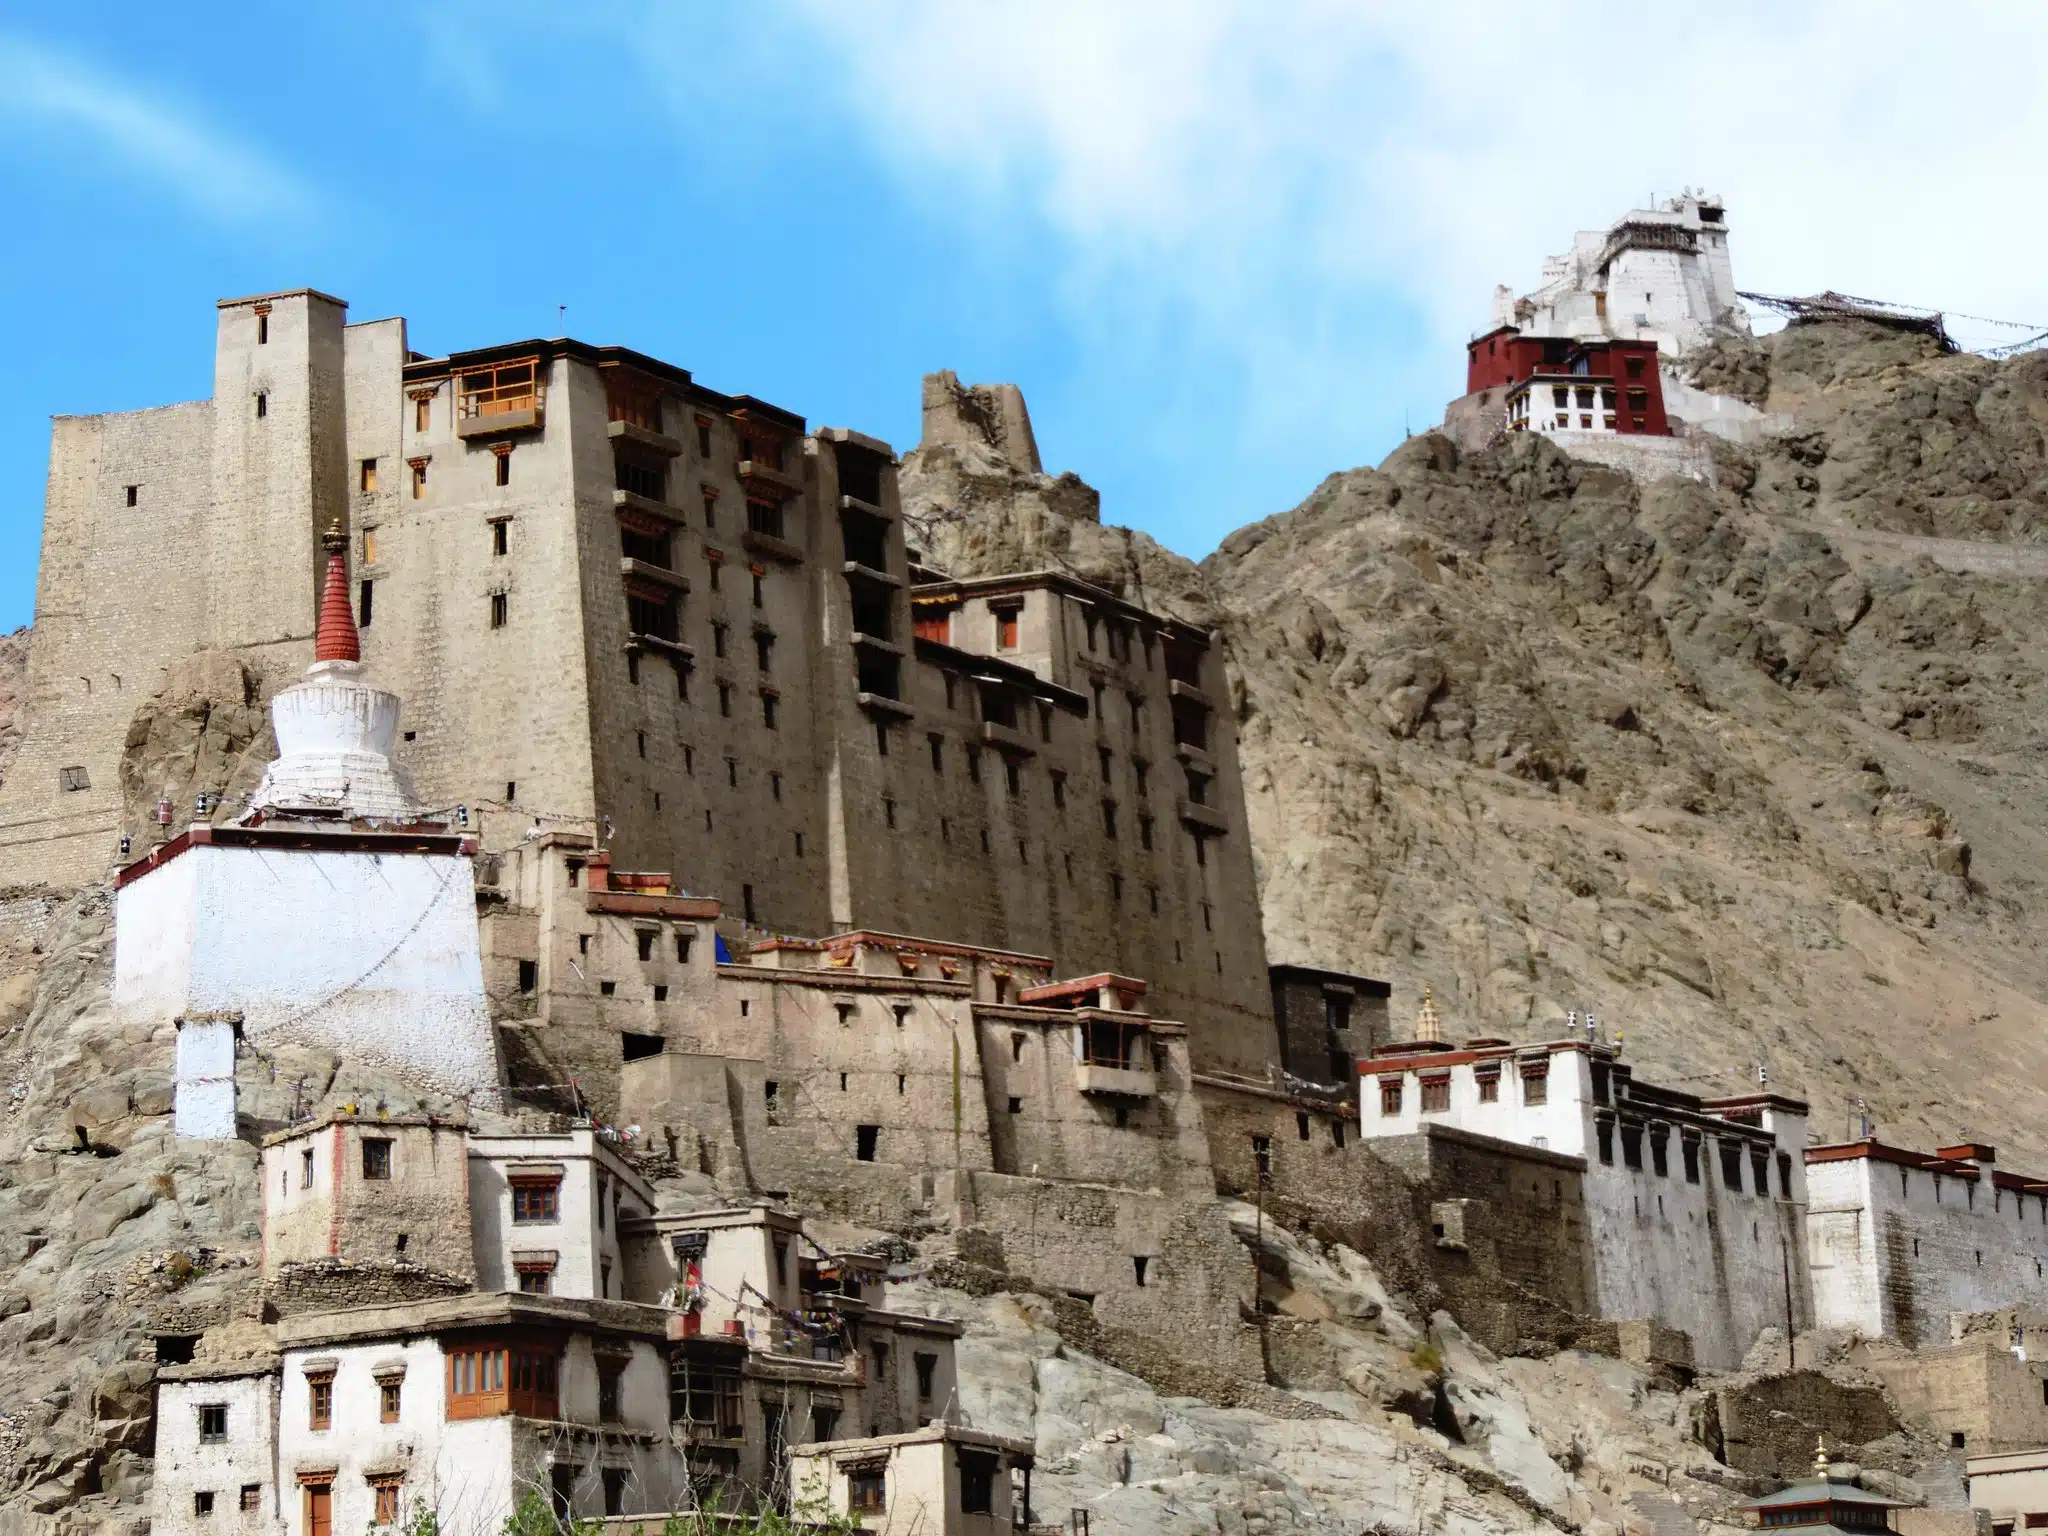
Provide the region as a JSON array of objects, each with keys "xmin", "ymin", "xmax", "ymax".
[
  {"xmin": 458, "ymin": 358, "xmax": 543, "ymax": 421},
  {"xmin": 510, "ymin": 1175, "xmax": 561, "ymax": 1225},
  {"xmin": 847, "ymin": 1463, "xmax": 888, "ymax": 1515},
  {"xmin": 445, "ymin": 1337, "xmax": 561, "ymax": 1421},
  {"xmin": 306, "ymin": 1370, "xmax": 335, "ymax": 1432}
]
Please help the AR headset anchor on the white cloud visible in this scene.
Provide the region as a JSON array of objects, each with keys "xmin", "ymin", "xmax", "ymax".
[
  {"xmin": 780, "ymin": 2, "xmax": 2048, "ymax": 399},
  {"xmin": 0, "ymin": 32, "xmax": 313, "ymax": 225}
]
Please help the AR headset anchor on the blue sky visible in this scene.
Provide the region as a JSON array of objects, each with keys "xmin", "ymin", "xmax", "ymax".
[{"xmin": 1, "ymin": 3, "xmax": 2043, "ymax": 633}]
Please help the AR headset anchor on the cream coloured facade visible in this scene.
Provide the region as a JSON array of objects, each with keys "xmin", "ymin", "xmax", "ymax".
[{"xmin": 788, "ymin": 1423, "xmax": 1036, "ymax": 1536}]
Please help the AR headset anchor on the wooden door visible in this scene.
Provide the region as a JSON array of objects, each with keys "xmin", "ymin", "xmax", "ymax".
[{"xmin": 306, "ymin": 1483, "xmax": 332, "ymax": 1536}]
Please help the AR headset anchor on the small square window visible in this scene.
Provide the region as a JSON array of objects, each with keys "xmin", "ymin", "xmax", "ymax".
[
  {"xmin": 239, "ymin": 1486, "xmax": 260, "ymax": 1514},
  {"xmin": 850, "ymin": 1468, "xmax": 886, "ymax": 1515},
  {"xmin": 490, "ymin": 592, "xmax": 508, "ymax": 628},
  {"xmin": 380, "ymin": 1381, "xmax": 402, "ymax": 1423},
  {"xmin": 512, "ymin": 1178, "xmax": 561, "ymax": 1223},
  {"xmin": 361, "ymin": 1139, "xmax": 392, "ymax": 1180},
  {"xmin": 198, "ymin": 1403, "xmax": 228, "ymax": 1442},
  {"xmin": 194, "ymin": 1491, "xmax": 215, "ymax": 1517},
  {"xmin": 360, "ymin": 458, "xmax": 378, "ymax": 493}
]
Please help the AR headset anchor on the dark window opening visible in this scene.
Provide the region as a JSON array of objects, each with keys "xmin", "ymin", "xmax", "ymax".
[
  {"xmin": 616, "ymin": 455, "xmax": 666, "ymax": 500},
  {"xmin": 841, "ymin": 507, "xmax": 890, "ymax": 570},
  {"xmin": 856, "ymin": 1124, "xmax": 880, "ymax": 1162},
  {"xmin": 858, "ymin": 648, "xmax": 901, "ymax": 699},
  {"xmin": 358, "ymin": 579, "xmax": 373, "ymax": 628},
  {"xmin": 1720, "ymin": 1143, "xmax": 1744, "ymax": 1191},
  {"xmin": 745, "ymin": 499, "xmax": 783, "ymax": 540},
  {"xmin": 960, "ymin": 1453, "xmax": 997, "ymax": 1516},
  {"xmin": 620, "ymin": 521, "xmax": 671, "ymax": 567},
  {"xmin": 837, "ymin": 444, "xmax": 885, "ymax": 506},
  {"xmin": 362, "ymin": 1138, "xmax": 393, "ymax": 1180}
]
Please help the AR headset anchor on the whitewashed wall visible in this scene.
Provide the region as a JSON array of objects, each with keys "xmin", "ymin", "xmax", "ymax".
[
  {"xmin": 114, "ymin": 843, "xmax": 500, "ymax": 1099},
  {"xmin": 153, "ymin": 1371, "xmax": 278, "ymax": 1536},
  {"xmin": 1807, "ymin": 1154, "xmax": 2048, "ymax": 1344}
]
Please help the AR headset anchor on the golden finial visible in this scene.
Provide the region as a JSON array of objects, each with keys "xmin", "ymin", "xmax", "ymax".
[
  {"xmin": 1416, "ymin": 986, "xmax": 1443, "ymax": 1043},
  {"xmin": 1813, "ymin": 1434, "xmax": 1830, "ymax": 1478}
]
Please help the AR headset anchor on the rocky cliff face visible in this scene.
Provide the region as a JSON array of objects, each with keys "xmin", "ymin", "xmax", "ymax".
[{"xmin": 904, "ymin": 326, "xmax": 2048, "ymax": 1163}]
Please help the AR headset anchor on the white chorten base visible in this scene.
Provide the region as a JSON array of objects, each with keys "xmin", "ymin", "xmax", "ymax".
[{"xmin": 116, "ymin": 840, "xmax": 500, "ymax": 1103}]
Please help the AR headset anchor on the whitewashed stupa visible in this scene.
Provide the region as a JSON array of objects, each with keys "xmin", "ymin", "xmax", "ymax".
[
  {"xmin": 114, "ymin": 532, "xmax": 502, "ymax": 1131},
  {"xmin": 244, "ymin": 533, "xmax": 418, "ymax": 821}
]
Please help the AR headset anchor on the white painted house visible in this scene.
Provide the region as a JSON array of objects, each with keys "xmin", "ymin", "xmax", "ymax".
[
  {"xmin": 155, "ymin": 1360, "xmax": 280, "ymax": 1536},
  {"xmin": 467, "ymin": 1126, "xmax": 655, "ymax": 1301},
  {"xmin": 1806, "ymin": 1140, "xmax": 2048, "ymax": 1346},
  {"xmin": 789, "ymin": 1423, "xmax": 1037, "ymax": 1536},
  {"xmin": 1357, "ymin": 1032, "xmax": 1811, "ymax": 1369}
]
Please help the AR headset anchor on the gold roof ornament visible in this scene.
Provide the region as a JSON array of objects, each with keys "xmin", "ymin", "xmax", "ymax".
[
  {"xmin": 1416, "ymin": 986, "xmax": 1443, "ymax": 1043},
  {"xmin": 1813, "ymin": 1434, "xmax": 1830, "ymax": 1477}
]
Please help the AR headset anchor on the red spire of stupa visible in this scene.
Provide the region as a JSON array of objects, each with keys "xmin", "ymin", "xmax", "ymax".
[{"xmin": 314, "ymin": 524, "xmax": 361, "ymax": 664}]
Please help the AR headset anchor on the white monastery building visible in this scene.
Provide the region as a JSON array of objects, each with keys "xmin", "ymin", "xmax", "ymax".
[
  {"xmin": 1356, "ymin": 1000, "xmax": 1810, "ymax": 1371},
  {"xmin": 1489, "ymin": 190, "xmax": 1746, "ymax": 358},
  {"xmin": 1806, "ymin": 1138, "xmax": 2048, "ymax": 1346}
]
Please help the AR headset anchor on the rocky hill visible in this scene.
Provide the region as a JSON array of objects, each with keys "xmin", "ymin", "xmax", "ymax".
[{"xmin": 904, "ymin": 321, "xmax": 2048, "ymax": 1164}]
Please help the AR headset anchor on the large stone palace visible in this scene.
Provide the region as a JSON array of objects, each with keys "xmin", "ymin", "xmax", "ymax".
[{"xmin": 0, "ymin": 288, "xmax": 1273, "ymax": 1077}]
